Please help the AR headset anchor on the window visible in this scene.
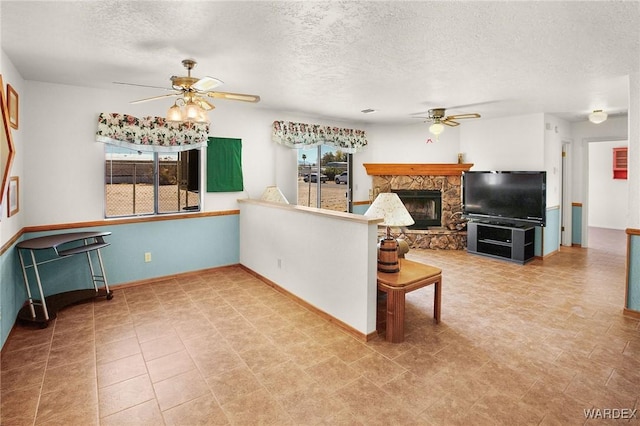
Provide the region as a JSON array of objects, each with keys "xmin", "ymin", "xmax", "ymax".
[
  {"xmin": 297, "ymin": 145, "xmax": 351, "ymax": 213},
  {"xmin": 105, "ymin": 145, "xmax": 200, "ymax": 217}
]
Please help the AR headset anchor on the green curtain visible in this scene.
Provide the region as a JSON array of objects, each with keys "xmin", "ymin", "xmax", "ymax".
[{"xmin": 206, "ymin": 137, "xmax": 243, "ymax": 192}]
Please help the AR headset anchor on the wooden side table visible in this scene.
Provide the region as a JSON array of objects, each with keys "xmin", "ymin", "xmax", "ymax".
[{"xmin": 377, "ymin": 258, "xmax": 442, "ymax": 343}]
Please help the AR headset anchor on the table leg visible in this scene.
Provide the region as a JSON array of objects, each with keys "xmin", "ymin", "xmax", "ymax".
[
  {"xmin": 17, "ymin": 249, "xmax": 37, "ymax": 319},
  {"xmin": 386, "ymin": 289, "xmax": 406, "ymax": 343},
  {"xmin": 434, "ymin": 278, "xmax": 441, "ymax": 323},
  {"xmin": 29, "ymin": 250, "xmax": 50, "ymax": 321}
]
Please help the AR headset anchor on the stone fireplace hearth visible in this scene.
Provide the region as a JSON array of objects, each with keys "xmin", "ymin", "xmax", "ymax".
[{"xmin": 364, "ymin": 163, "xmax": 473, "ymax": 250}]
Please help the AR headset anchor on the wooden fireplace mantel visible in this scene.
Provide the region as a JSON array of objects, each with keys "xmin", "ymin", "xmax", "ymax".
[{"xmin": 363, "ymin": 163, "xmax": 474, "ymax": 176}]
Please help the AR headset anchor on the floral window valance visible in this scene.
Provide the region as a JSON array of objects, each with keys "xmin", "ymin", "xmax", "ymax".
[
  {"xmin": 96, "ymin": 113, "xmax": 209, "ymax": 152},
  {"xmin": 271, "ymin": 121, "xmax": 368, "ymax": 153}
]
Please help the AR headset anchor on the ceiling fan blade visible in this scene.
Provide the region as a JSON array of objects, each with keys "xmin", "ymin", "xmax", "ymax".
[
  {"xmin": 129, "ymin": 92, "xmax": 180, "ymax": 104},
  {"xmin": 114, "ymin": 82, "xmax": 175, "ymax": 91},
  {"xmin": 206, "ymin": 91, "xmax": 261, "ymax": 103},
  {"xmin": 442, "ymin": 119, "xmax": 460, "ymax": 127},
  {"xmin": 192, "ymin": 76, "xmax": 224, "ymax": 92},
  {"xmin": 446, "ymin": 113, "xmax": 481, "ymax": 120}
]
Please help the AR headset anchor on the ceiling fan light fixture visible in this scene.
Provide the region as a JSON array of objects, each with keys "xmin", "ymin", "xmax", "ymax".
[
  {"xmin": 166, "ymin": 102, "xmax": 183, "ymax": 122},
  {"xmin": 429, "ymin": 122, "xmax": 445, "ymax": 136},
  {"xmin": 195, "ymin": 108, "xmax": 209, "ymax": 124},
  {"xmin": 589, "ymin": 110, "xmax": 608, "ymax": 124},
  {"xmin": 185, "ymin": 102, "xmax": 202, "ymax": 120}
]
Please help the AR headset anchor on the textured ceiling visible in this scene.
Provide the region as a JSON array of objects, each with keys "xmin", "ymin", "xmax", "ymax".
[{"xmin": 2, "ymin": 1, "xmax": 638, "ymax": 124}]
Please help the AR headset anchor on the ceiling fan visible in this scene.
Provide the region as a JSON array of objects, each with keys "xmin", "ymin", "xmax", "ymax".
[
  {"xmin": 115, "ymin": 59, "xmax": 260, "ymax": 123},
  {"xmin": 414, "ymin": 108, "xmax": 481, "ymax": 137}
]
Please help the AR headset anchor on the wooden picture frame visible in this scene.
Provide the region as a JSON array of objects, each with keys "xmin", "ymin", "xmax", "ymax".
[
  {"xmin": 0, "ymin": 75, "xmax": 16, "ymax": 204},
  {"xmin": 8, "ymin": 176, "xmax": 18, "ymax": 217},
  {"xmin": 7, "ymin": 84, "xmax": 18, "ymax": 130}
]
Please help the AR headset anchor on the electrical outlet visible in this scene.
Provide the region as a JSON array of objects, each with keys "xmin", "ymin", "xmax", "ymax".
[{"xmin": 144, "ymin": 252, "xmax": 152, "ymax": 262}]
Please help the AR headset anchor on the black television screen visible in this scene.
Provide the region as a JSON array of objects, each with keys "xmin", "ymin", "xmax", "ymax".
[{"xmin": 462, "ymin": 171, "xmax": 546, "ymax": 227}]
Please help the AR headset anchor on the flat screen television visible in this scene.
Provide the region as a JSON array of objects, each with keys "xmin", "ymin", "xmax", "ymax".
[{"xmin": 462, "ymin": 171, "xmax": 546, "ymax": 227}]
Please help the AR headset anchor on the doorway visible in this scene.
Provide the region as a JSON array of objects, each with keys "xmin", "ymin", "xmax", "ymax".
[
  {"xmin": 297, "ymin": 145, "xmax": 351, "ymax": 213},
  {"xmin": 586, "ymin": 139, "xmax": 628, "ymax": 254}
]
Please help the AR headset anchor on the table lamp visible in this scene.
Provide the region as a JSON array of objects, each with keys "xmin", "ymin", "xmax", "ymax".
[{"xmin": 364, "ymin": 192, "xmax": 415, "ymax": 273}]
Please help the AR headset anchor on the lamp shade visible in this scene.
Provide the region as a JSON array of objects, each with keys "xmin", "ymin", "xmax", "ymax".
[
  {"xmin": 429, "ymin": 122, "xmax": 445, "ymax": 136},
  {"xmin": 260, "ymin": 186, "xmax": 289, "ymax": 204},
  {"xmin": 588, "ymin": 110, "xmax": 608, "ymax": 124},
  {"xmin": 364, "ymin": 193, "xmax": 415, "ymax": 227},
  {"xmin": 166, "ymin": 103, "xmax": 183, "ymax": 121}
]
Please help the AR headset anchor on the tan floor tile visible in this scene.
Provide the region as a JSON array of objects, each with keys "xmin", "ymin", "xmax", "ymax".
[
  {"xmin": 162, "ymin": 394, "xmax": 229, "ymax": 425},
  {"xmin": 36, "ymin": 404, "xmax": 99, "ymax": 426},
  {"xmin": 94, "ymin": 321, "xmax": 137, "ymax": 346},
  {"xmin": 96, "ymin": 335, "xmax": 141, "ymax": 364},
  {"xmin": 153, "ymin": 368, "xmax": 211, "ymax": 411},
  {"xmin": 100, "ymin": 399, "xmax": 164, "ymax": 426},
  {"xmin": 36, "ymin": 379, "xmax": 98, "ymax": 424},
  {"xmin": 146, "ymin": 349, "xmax": 196, "ymax": 383},
  {"xmin": 94, "ymin": 309, "xmax": 133, "ymax": 331},
  {"xmin": 139, "ymin": 332, "xmax": 185, "ymax": 361},
  {"xmin": 98, "ymin": 374, "xmax": 155, "ymax": 418},
  {"xmin": 0, "ymin": 386, "xmax": 40, "ymax": 425},
  {"xmin": 220, "ymin": 388, "xmax": 293, "ymax": 425},
  {"xmin": 46, "ymin": 337, "xmax": 95, "ymax": 368},
  {"xmin": 190, "ymin": 345, "xmax": 245, "ymax": 377},
  {"xmin": 335, "ymin": 376, "xmax": 409, "ymax": 423},
  {"xmin": 1, "ymin": 342, "xmax": 50, "ymax": 371},
  {"xmin": 1, "ymin": 324, "xmax": 54, "ymax": 353},
  {"xmin": 256, "ymin": 359, "xmax": 317, "ymax": 398},
  {"xmin": 237, "ymin": 341, "xmax": 290, "ymax": 373},
  {"xmin": 304, "ymin": 355, "xmax": 362, "ymax": 392},
  {"xmin": 41, "ymin": 359, "xmax": 96, "ymax": 395},
  {"xmin": 349, "ymin": 352, "xmax": 407, "ymax": 384},
  {"xmin": 277, "ymin": 383, "xmax": 348, "ymax": 425},
  {"xmin": 381, "ymin": 371, "xmax": 449, "ymax": 415},
  {"xmin": 207, "ymin": 366, "xmax": 264, "ymax": 406},
  {"xmin": 1, "ymin": 360, "xmax": 46, "ymax": 394},
  {"xmin": 97, "ymin": 352, "xmax": 147, "ymax": 388},
  {"xmin": 134, "ymin": 319, "xmax": 175, "ymax": 343},
  {"xmin": 50, "ymin": 321, "xmax": 95, "ymax": 350}
]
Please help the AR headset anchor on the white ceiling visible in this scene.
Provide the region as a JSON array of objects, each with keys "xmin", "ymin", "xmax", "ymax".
[{"xmin": 2, "ymin": 1, "xmax": 638, "ymax": 125}]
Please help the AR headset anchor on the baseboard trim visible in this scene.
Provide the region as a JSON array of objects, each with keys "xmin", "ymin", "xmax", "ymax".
[
  {"xmin": 110, "ymin": 264, "xmax": 241, "ymax": 290},
  {"xmin": 239, "ymin": 265, "xmax": 371, "ymax": 342},
  {"xmin": 623, "ymin": 308, "xmax": 640, "ymax": 320}
]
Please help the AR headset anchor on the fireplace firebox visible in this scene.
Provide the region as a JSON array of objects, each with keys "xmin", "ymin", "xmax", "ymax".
[{"xmin": 392, "ymin": 189, "xmax": 442, "ymax": 229}]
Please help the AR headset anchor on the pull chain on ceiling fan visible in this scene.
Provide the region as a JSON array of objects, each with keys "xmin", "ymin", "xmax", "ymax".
[{"xmin": 115, "ymin": 59, "xmax": 260, "ymax": 123}]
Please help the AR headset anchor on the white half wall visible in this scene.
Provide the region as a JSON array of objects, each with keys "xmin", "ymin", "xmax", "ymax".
[{"xmin": 238, "ymin": 199, "xmax": 380, "ymax": 336}]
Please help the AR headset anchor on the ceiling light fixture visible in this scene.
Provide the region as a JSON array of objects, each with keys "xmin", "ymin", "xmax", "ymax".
[
  {"xmin": 588, "ymin": 110, "xmax": 608, "ymax": 124},
  {"xmin": 166, "ymin": 97, "xmax": 211, "ymax": 124},
  {"xmin": 429, "ymin": 121, "xmax": 445, "ymax": 136}
]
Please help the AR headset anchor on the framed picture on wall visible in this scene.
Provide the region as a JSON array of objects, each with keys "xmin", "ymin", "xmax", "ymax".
[
  {"xmin": 7, "ymin": 84, "xmax": 18, "ymax": 130},
  {"xmin": 8, "ymin": 176, "xmax": 18, "ymax": 217},
  {"xmin": 0, "ymin": 75, "xmax": 16, "ymax": 204}
]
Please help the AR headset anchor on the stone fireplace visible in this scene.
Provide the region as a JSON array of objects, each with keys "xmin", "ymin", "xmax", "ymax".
[{"xmin": 364, "ymin": 163, "xmax": 473, "ymax": 250}]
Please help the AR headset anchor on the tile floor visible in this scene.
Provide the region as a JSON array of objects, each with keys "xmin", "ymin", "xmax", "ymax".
[{"xmin": 1, "ymin": 231, "xmax": 639, "ymax": 425}]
